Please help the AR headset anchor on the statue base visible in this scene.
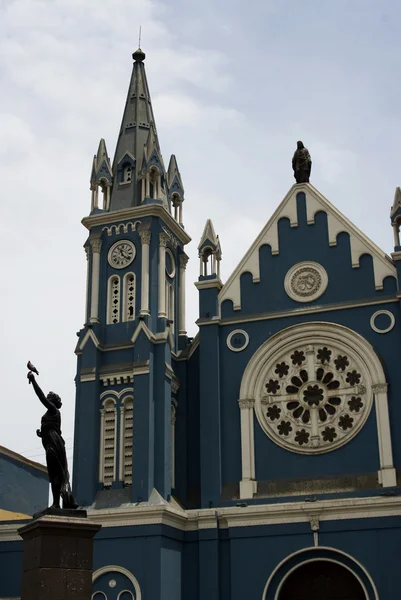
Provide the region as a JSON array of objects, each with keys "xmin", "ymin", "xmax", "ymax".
[
  {"xmin": 18, "ymin": 511, "xmax": 101, "ymax": 600},
  {"xmin": 33, "ymin": 506, "xmax": 87, "ymax": 520}
]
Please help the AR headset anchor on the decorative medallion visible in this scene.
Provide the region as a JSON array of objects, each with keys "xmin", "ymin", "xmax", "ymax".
[
  {"xmin": 284, "ymin": 261, "xmax": 328, "ymax": 303},
  {"xmin": 255, "ymin": 341, "xmax": 372, "ymax": 454},
  {"xmin": 108, "ymin": 580, "xmax": 116, "ymax": 588},
  {"xmin": 370, "ymin": 310, "xmax": 395, "ymax": 334},
  {"xmin": 227, "ymin": 329, "xmax": 249, "ymax": 352},
  {"xmin": 108, "ymin": 240, "xmax": 136, "ymax": 269},
  {"xmin": 165, "ymin": 248, "xmax": 176, "ymax": 278}
]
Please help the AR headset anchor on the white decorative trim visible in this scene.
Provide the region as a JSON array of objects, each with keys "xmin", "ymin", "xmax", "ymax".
[
  {"xmin": 158, "ymin": 234, "xmax": 168, "ymax": 317},
  {"xmin": 123, "ymin": 272, "xmax": 136, "ymax": 322},
  {"xmin": 107, "ymin": 275, "xmax": 121, "ymax": 325},
  {"xmin": 82, "ymin": 204, "xmax": 191, "ymax": 245},
  {"xmin": 218, "ymin": 183, "xmax": 396, "ymax": 311},
  {"xmin": 90, "ymin": 238, "xmax": 102, "ymax": 323},
  {"xmin": 100, "ymin": 388, "xmax": 134, "ymax": 400},
  {"xmin": 102, "ymin": 221, "xmax": 141, "ymax": 237},
  {"xmin": 80, "ymin": 373, "xmax": 96, "ymax": 383},
  {"xmin": 284, "ymin": 261, "xmax": 328, "ymax": 303},
  {"xmin": 370, "ymin": 310, "xmax": 395, "ymax": 334},
  {"xmin": 227, "ymin": 329, "xmax": 250, "ymax": 352},
  {"xmin": 92, "ymin": 566, "xmax": 141, "ymax": 600},
  {"xmin": 238, "ymin": 322, "xmax": 396, "ymax": 495}
]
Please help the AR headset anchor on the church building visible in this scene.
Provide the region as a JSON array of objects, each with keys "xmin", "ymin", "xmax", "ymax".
[{"xmin": 2, "ymin": 47, "xmax": 401, "ymax": 600}]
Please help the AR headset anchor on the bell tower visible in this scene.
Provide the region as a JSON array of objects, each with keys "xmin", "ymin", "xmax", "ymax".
[{"xmin": 72, "ymin": 48, "xmax": 190, "ymax": 508}]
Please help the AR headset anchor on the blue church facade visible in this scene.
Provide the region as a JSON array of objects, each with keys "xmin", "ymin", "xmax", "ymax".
[{"xmin": 2, "ymin": 48, "xmax": 401, "ymax": 599}]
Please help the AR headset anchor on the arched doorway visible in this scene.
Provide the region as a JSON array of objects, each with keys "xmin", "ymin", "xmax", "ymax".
[{"xmin": 279, "ymin": 560, "xmax": 365, "ymax": 600}]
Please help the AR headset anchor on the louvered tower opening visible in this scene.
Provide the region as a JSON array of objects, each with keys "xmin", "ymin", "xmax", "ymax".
[
  {"xmin": 123, "ymin": 398, "xmax": 133, "ymax": 485},
  {"xmin": 103, "ymin": 399, "xmax": 116, "ymax": 487}
]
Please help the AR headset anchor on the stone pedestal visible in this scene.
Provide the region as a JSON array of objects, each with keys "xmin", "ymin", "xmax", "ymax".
[{"xmin": 18, "ymin": 510, "xmax": 101, "ymax": 600}]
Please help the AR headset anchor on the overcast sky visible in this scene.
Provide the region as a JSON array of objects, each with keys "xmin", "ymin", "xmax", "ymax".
[{"xmin": 1, "ymin": 0, "xmax": 401, "ymax": 470}]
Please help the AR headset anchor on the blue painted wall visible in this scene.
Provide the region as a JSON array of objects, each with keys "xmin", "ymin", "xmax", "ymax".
[{"xmin": 0, "ymin": 452, "xmax": 48, "ymax": 516}]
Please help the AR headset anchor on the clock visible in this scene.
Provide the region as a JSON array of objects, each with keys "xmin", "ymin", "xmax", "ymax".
[{"xmin": 108, "ymin": 240, "xmax": 136, "ymax": 269}]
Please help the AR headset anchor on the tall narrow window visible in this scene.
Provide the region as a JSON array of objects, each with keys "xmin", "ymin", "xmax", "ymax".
[
  {"xmin": 122, "ymin": 397, "xmax": 133, "ymax": 486},
  {"xmin": 171, "ymin": 403, "xmax": 176, "ymax": 489},
  {"xmin": 100, "ymin": 399, "xmax": 116, "ymax": 488},
  {"xmin": 107, "ymin": 275, "xmax": 120, "ymax": 324},
  {"xmin": 168, "ymin": 284, "xmax": 175, "ymax": 335},
  {"xmin": 123, "ymin": 273, "xmax": 135, "ymax": 322}
]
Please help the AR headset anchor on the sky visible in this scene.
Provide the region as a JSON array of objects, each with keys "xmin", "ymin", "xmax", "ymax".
[{"xmin": 1, "ymin": 0, "xmax": 401, "ymax": 469}]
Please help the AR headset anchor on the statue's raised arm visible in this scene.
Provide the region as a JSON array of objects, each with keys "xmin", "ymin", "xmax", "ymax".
[{"xmin": 27, "ymin": 362, "xmax": 78, "ymax": 511}]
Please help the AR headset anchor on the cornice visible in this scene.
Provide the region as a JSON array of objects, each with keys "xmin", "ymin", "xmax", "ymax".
[
  {"xmin": 0, "ymin": 445, "xmax": 47, "ymax": 474},
  {"xmin": 199, "ymin": 295, "xmax": 398, "ymax": 328},
  {"xmin": 81, "ymin": 205, "xmax": 191, "ymax": 245},
  {"xmin": 194, "ymin": 278, "xmax": 223, "ymax": 291},
  {"xmin": 2, "ymin": 495, "xmax": 401, "ymax": 541}
]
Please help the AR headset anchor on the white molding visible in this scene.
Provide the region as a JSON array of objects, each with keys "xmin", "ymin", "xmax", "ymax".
[
  {"xmin": 284, "ymin": 261, "xmax": 328, "ymax": 303},
  {"xmin": 165, "ymin": 248, "xmax": 176, "ymax": 278},
  {"xmin": 370, "ymin": 309, "xmax": 395, "ymax": 334},
  {"xmin": 92, "ymin": 566, "xmax": 141, "ymax": 600},
  {"xmin": 78, "ymin": 329, "xmax": 100, "ymax": 352},
  {"xmin": 194, "ymin": 278, "xmax": 223, "ymax": 291},
  {"xmin": 202, "ymin": 296, "xmax": 399, "ymax": 328},
  {"xmin": 100, "ymin": 388, "xmax": 134, "ymax": 400},
  {"xmin": 238, "ymin": 321, "xmax": 395, "ymax": 495},
  {"xmin": 82, "ymin": 204, "xmax": 191, "ymax": 246},
  {"xmin": 227, "ymin": 329, "xmax": 250, "ymax": 352},
  {"xmin": 2, "ymin": 495, "xmax": 401, "ymax": 542}
]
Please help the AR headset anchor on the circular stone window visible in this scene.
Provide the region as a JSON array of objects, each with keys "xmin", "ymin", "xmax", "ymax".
[
  {"xmin": 165, "ymin": 248, "xmax": 176, "ymax": 278},
  {"xmin": 370, "ymin": 310, "xmax": 395, "ymax": 334},
  {"xmin": 255, "ymin": 341, "xmax": 372, "ymax": 454},
  {"xmin": 227, "ymin": 329, "xmax": 249, "ymax": 352},
  {"xmin": 284, "ymin": 261, "xmax": 328, "ymax": 302}
]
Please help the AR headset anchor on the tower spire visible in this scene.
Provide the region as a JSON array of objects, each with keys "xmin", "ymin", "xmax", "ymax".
[{"xmin": 109, "ymin": 48, "xmax": 167, "ymax": 212}]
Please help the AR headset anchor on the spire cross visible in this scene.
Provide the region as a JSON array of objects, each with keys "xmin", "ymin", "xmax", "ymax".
[{"xmin": 138, "ymin": 25, "xmax": 141, "ymax": 48}]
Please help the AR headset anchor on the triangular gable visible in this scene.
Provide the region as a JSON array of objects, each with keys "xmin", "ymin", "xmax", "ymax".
[{"xmin": 219, "ymin": 182, "xmax": 396, "ymax": 311}]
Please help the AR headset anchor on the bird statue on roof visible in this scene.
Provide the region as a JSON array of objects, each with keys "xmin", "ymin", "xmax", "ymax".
[
  {"xmin": 27, "ymin": 361, "xmax": 39, "ymax": 376},
  {"xmin": 292, "ymin": 141, "xmax": 312, "ymax": 184}
]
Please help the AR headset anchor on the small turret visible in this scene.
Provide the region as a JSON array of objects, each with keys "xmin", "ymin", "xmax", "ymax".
[
  {"xmin": 198, "ymin": 219, "xmax": 222, "ymax": 279},
  {"xmin": 167, "ymin": 155, "xmax": 185, "ymax": 226},
  {"xmin": 90, "ymin": 139, "xmax": 112, "ymax": 211}
]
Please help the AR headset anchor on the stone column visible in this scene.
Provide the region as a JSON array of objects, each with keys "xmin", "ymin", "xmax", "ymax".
[
  {"xmin": 158, "ymin": 233, "xmax": 168, "ymax": 317},
  {"xmin": 89, "ymin": 238, "xmax": 102, "ymax": 323},
  {"xmin": 373, "ymin": 383, "xmax": 397, "ymax": 487},
  {"xmin": 84, "ymin": 246, "xmax": 90, "ymax": 323},
  {"xmin": 19, "ymin": 513, "xmax": 101, "ymax": 600},
  {"xmin": 178, "ymin": 254, "xmax": 188, "ymax": 335},
  {"xmin": 238, "ymin": 398, "xmax": 257, "ymax": 499},
  {"xmin": 139, "ymin": 230, "xmax": 151, "ymax": 315}
]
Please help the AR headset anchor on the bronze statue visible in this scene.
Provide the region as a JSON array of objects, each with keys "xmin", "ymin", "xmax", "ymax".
[
  {"xmin": 27, "ymin": 365, "xmax": 78, "ymax": 510},
  {"xmin": 292, "ymin": 141, "xmax": 312, "ymax": 183}
]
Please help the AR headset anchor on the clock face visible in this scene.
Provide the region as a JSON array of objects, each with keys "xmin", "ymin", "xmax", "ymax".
[{"xmin": 108, "ymin": 240, "xmax": 136, "ymax": 269}]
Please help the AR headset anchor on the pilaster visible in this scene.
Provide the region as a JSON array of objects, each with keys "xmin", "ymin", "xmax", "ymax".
[
  {"xmin": 89, "ymin": 238, "xmax": 102, "ymax": 323},
  {"xmin": 139, "ymin": 229, "xmax": 151, "ymax": 315}
]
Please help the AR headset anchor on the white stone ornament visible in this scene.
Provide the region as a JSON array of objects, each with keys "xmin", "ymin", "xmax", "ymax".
[
  {"xmin": 108, "ymin": 240, "xmax": 136, "ymax": 269},
  {"xmin": 284, "ymin": 261, "xmax": 328, "ymax": 302},
  {"xmin": 370, "ymin": 310, "xmax": 395, "ymax": 334},
  {"xmin": 227, "ymin": 329, "xmax": 249, "ymax": 352}
]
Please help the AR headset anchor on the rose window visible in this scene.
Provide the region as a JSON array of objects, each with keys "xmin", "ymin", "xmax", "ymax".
[{"xmin": 258, "ymin": 343, "xmax": 371, "ymax": 453}]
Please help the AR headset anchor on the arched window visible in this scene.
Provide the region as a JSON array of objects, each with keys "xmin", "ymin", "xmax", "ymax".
[
  {"xmin": 123, "ymin": 273, "xmax": 135, "ymax": 322},
  {"xmin": 123, "ymin": 164, "xmax": 132, "ymax": 183},
  {"xmin": 107, "ymin": 275, "xmax": 120, "ymax": 324},
  {"xmin": 120, "ymin": 397, "xmax": 133, "ymax": 486},
  {"xmin": 100, "ymin": 399, "xmax": 116, "ymax": 488}
]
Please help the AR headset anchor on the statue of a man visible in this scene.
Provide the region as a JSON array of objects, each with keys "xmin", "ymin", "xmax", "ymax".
[
  {"xmin": 28, "ymin": 371, "xmax": 78, "ymax": 510},
  {"xmin": 292, "ymin": 141, "xmax": 312, "ymax": 183}
]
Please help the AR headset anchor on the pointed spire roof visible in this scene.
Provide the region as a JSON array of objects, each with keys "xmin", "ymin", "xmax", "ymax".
[
  {"xmin": 109, "ymin": 49, "xmax": 165, "ymax": 212},
  {"xmin": 167, "ymin": 155, "xmax": 185, "ymax": 201},
  {"xmin": 90, "ymin": 138, "xmax": 112, "ymax": 188},
  {"xmin": 198, "ymin": 219, "xmax": 218, "ymax": 251}
]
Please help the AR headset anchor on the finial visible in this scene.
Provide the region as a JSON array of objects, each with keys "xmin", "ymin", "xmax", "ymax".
[{"xmin": 132, "ymin": 26, "xmax": 145, "ymax": 62}]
